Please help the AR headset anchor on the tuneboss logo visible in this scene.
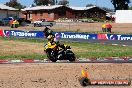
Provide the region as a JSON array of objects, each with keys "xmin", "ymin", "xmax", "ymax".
[
  {"xmin": 55, "ymin": 32, "xmax": 61, "ymax": 39},
  {"xmin": 4, "ymin": 30, "xmax": 37, "ymax": 37},
  {"xmin": 4, "ymin": 31, "xmax": 11, "ymax": 36}
]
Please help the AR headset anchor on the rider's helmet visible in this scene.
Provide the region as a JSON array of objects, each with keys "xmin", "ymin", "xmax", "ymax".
[{"xmin": 47, "ymin": 35, "xmax": 54, "ymax": 42}]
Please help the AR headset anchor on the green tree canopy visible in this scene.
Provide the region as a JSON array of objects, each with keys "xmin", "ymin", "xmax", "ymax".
[
  {"xmin": 129, "ymin": 6, "xmax": 132, "ymax": 9},
  {"xmin": 101, "ymin": 7, "xmax": 113, "ymax": 12},
  {"xmin": 34, "ymin": 0, "xmax": 57, "ymax": 6},
  {"xmin": 86, "ymin": 4, "xmax": 95, "ymax": 7},
  {"xmin": 5, "ymin": 0, "xmax": 26, "ymax": 10},
  {"xmin": 86, "ymin": 4, "xmax": 113, "ymax": 12},
  {"xmin": 111, "ymin": 0, "xmax": 130, "ymax": 11},
  {"xmin": 58, "ymin": 0, "xmax": 69, "ymax": 5}
]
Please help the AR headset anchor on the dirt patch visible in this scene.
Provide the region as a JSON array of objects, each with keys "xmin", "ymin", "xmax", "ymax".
[
  {"xmin": 0, "ymin": 63, "xmax": 131, "ymax": 88},
  {"xmin": 0, "ymin": 23, "xmax": 132, "ymax": 33}
]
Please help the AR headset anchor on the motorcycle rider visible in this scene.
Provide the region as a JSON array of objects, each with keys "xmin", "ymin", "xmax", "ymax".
[
  {"xmin": 43, "ymin": 26, "xmax": 54, "ymax": 38},
  {"xmin": 44, "ymin": 35, "xmax": 58, "ymax": 59},
  {"xmin": 43, "ymin": 27, "xmax": 71, "ymax": 59},
  {"xmin": 45, "ymin": 34, "xmax": 70, "ymax": 59},
  {"xmin": 43, "ymin": 26, "xmax": 59, "ymax": 43},
  {"xmin": 43, "ymin": 26, "xmax": 67, "ymax": 49},
  {"xmin": 44, "ymin": 35, "xmax": 56, "ymax": 51}
]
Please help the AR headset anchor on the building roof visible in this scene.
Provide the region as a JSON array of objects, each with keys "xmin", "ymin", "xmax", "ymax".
[
  {"xmin": 22, "ymin": 5, "xmax": 63, "ymax": 11},
  {"xmin": 22, "ymin": 5, "xmax": 98, "ymax": 11},
  {"xmin": 22, "ymin": 5, "xmax": 106, "ymax": 12},
  {"xmin": 0, "ymin": 4, "xmax": 18, "ymax": 10},
  {"xmin": 68, "ymin": 5, "xmax": 97, "ymax": 10},
  {"xmin": 68, "ymin": 6, "xmax": 87, "ymax": 10}
]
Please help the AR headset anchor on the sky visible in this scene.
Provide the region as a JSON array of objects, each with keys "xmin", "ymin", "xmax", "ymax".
[{"xmin": 0, "ymin": 0, "xmax": 132, "ymax": 9}]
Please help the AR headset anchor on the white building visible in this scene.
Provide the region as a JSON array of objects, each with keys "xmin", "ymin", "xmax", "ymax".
[{"xmin": 115, "ymin": 10, "xmax": 132, "ymax": 23}]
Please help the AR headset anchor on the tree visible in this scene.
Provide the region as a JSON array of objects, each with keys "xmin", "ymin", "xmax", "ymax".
[
  {"xmin": 5, "ymin": 0, "xmax": 25, "ymax": 9},
  {"xmin": 111, "ymin": 0, "xmax": 130, "ymax": 11},
  {"xmin": 101, "ymin": 7, "xmax": 113, "ymax": 12},
  {"xmin": 34, "ymin": 0, "xmax": 57, "ymax": 6},
  {"xmin": 58, "ymin": 0, "xmax": 69, "ymax": 5},
  {"xmin": 86, "ymin": 4, "xmax": 113, "ymax": 12},
  {"xmin": 86, "ymin": 4, "xmax": 95, "ymax": 7},
  {"xmin": 129, "ymin": 6, "xmax": 132, "ymax": 9}
]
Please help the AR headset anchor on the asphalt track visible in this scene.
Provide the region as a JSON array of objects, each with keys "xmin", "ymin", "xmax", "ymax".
[{"xmin": 64, "ymin": 39, "xmax": 132, "ymax": 46}]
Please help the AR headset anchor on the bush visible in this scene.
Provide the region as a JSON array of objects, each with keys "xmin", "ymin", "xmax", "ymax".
[
  {"xmin": 78, "ymin": 18, "xmax": 105, "ymax": 23},
  {"xmin": 91, "ymin": 18, "xmax": 105, "ymax": 22}
]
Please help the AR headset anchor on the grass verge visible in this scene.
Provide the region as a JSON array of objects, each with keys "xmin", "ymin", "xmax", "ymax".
[{"xmin": 0, "ymin": 36, "xmax": 132, "ymax": 60}]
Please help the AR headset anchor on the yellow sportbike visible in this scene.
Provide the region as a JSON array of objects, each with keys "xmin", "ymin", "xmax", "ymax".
[{"xmin": 44, "ymin": 42, "xmax": 76, "ymax": 62}]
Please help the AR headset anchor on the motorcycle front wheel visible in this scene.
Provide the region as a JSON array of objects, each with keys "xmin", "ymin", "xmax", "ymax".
[
  {"xmin": 69, "ymin": 55, "xmax": 76, "ymax": 61},
  {"xmin": 66, "ymin": 50, "xmax": 76, "ymax": 62}
]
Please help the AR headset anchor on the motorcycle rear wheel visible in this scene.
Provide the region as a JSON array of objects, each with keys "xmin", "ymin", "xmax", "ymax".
[
  {"xmin": 46, "ymin": 51, "xmax": 57, "ymax": 62},
  {"xmin": 49, "ymin": 52, "xmax": 57, "ymax": 62}
]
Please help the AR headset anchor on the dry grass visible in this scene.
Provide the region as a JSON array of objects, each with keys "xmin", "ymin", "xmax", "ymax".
[
  {"xmin": 0, "ymin": 37, "xmax": 132, "ymax": 59},
  {"xmin": 0, "ymin": 23, "xmax": 132, "ymax": 34},
  {"xmin": 0, "ymin": 39, "xmax": 88, "ymax": 56},
  {"xmin": 0, "ymin": 32, "xmax": 132, "ymax": 59},
  {"xmin": 0, "ymin": 40, "xmax": 43, "ymax": 56}
]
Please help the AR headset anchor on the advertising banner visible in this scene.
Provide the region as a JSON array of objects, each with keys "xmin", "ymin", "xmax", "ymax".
[
  {"xmin": 3, "ymin": 30, "xmax": 44, "ymax": 38},
  {"xmin": 0, "ymin": 29, "xmax": 131, "ymax": 41},
  {"xmin": 0, "ymin": 30, "xmax": 4, "ymax": 36},
  {"xmin": 2, "ymin": 30, "xmax": 98, "ymax": 40},
  {"xmin": 54, "ymin": 32, "xmax": 97, "ymax": 40},
  {"xmin": 98, "ymin": 34, "xmax": 132, "ymax": 40}
]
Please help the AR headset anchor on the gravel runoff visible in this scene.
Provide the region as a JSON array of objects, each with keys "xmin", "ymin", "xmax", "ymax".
[{"xmin": 0, "ymin": 63, "xmax": 131, "ymax": 88}]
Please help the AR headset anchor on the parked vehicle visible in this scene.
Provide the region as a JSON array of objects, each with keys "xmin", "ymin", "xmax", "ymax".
[
  {"xmin": 2, "ymin": 17, "xmax": 14, "ymax": 25},
  {"xmin": 32, "ymin": 19, "xmax": 56, "ymax": 27},
  {"xmin": 17, "ymin": 18, "xmax": 31, "ymax": 26}
]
